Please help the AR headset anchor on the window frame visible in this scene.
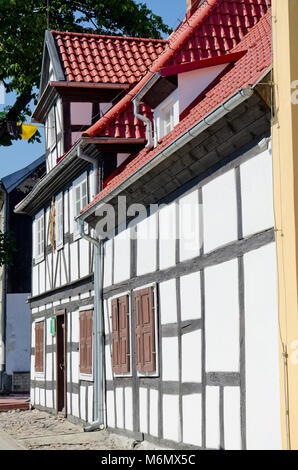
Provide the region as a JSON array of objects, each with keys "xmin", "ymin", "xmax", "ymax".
[
  {"xmin": 55, "ymin": 192, "xmax": 64, "ymax": 250},
  {"xmin": 160, "ymin": 99, "xmax": 174, "ymax": 138},
  {"xmin": 72, "ymin": 172, "xmax": 88, "ymax": 240},
  {"xmin": 79, "ymin": 306, "xmax": 94, "ymax": 381},
  {"xmin": 35, "ymin": 209, "xmax": 45, "ymax": 263}
]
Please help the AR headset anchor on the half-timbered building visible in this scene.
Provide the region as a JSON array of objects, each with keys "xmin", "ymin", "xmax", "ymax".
[
  {"xmin": 78, "ymin": 0, "xmax": 282, "ymax": 450},
  {"xmin": 16, "ymin": 0, "xmax": 282, "ymax": 450},
  {"xmin": 15, "ymin": 28, "xmax": 167, "ymax": 423}
]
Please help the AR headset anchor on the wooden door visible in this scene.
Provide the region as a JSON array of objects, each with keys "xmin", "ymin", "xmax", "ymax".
[{"xmin": 56, "ymin": 310, "xmax": 66, "ymax": 415}]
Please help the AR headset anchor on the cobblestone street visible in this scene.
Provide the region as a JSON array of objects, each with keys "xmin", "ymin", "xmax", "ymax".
[{"xmin": 0, "ymin": 408, "xmax": 136, "ymax": 450}]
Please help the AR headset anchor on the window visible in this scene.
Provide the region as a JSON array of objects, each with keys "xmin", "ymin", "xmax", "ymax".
[
  {"xmin": 47, "ymin": 108, "xmax": 56, "ymax": 150},
  {"xmin": 111, "ymin": 295, "xmax": 130, "ymax": 374},
  {"xmin": 55, "ymin": 194, "xmax": 63, "ymax": 249},
  {"xmin": 35, "ymin": 321, "xmax": 44, "ymax": 373},
  {"xmin": 161, "ymin": 101, "xmax": 174, "ymax": 138},
  {"xmin": 134, "ymin": 287, "xmax": 156, "ymax": 373},
  {"xmin": 73, "ymin": 175, "xmax": 88, "ymax": 235},
  {"xmin": 35, "ymin": 211, "xmax": 44, "ymax": 260},
  {"xmin": 79, "ymin": 310, "xmax": 93, "ymax": 375}
]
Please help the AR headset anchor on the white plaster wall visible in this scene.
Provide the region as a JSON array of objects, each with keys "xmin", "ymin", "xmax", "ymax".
[
  {"xmin": 103, "ymin": 239, "xmax": 113, "ymax": 288},
  {"xmin": 244, "ymin": 243, "xmax": 282, "ymax": 450},
  {"xmin": 180, "ymin": 271, "xmax": 201, "ymax": 321},
  {"xmin": 159, "ymin": 279, "xmax": 177, "ymax": 325},
  {"xmin": 150, "ymin": 389, "xmax": 159, "ymax": 437},
  {"xmin": 137, "ymin": 212, "xmax": 157, "ymax": 275},
  {"xmin": 205, "ymin": 259, "xmax": 239, "ymax": 372},
  {"xmin": 181, "ymin": 330, "xmax": 202, "ymax": 383},
  {"xmin": 178, "ymin": 64, "xmax": 227, "ymax": 115},
  {"xmin": 162, "ymin": 337, "xmax": 179, "ymax": 381},
  {"xmin": 125, "ymin": 387, "xmax": 133, "ymax": 431},
  {"xmin": 6, "ymin": 294, "xmax": 31, "ymax": 375},
  {"xmin": 70, "ymin": 102, "xmax": 92, "ymax": 125},
  {"xmin": 224, "ymin": 387, "xmax": 241, "ymax": 450},
  {"xmin": 179, "ymin": 190, "xmax": 200, "ymax": 261},
  {"xmin": 182, "ymin": 394, "xmax": 202, "ymax": 446},
  {"xmin": 107, "ymin": 390, "xmax": 115, "ymax": 428},
  {"xmin": 203, "ymin": 169, "xmax": 237, "ymax": 253},
  {"xmin": 159, "ymin": 202, "xmax": 176, "ymax": 270},
  {"xmin": 70, "ymin": 242, "xmax": 79, "ymax": 282},
  {"xmin": 46, "ymin": 389, "xmax": 53, "ymax": 409},
  {"xmin": 163, "ymin": 394, "xmax": 180, "ymax": 442},
  {"xmin": 206, "ymin": 386, "xmax": 220, "ymax": 449},
  {"xmin": 80, "ymin": 385, "xmax": 86, "ymax": 421},
  {"xmin": 72, "ymin": 393, "xmax": 79, "ymax": 418},
  {"xmin": 88, "ymin": 386, "xmax": 93, "ymax": 423},
  {"xmin": 241, "ymin": 149, "xmax": 274, "ymax": 237},
  {"xmin": 139, "ymin": 387, "xmax": 148, "ymax": 434},
  {"xmin": 39, "ymin": 261, "xmax": 45, "ymax": 294},
  {"xmin": 79, "ymin": 238, "xmax": 89, "ymax": 278},
  {"xmin": 114, "ymin": 228, "xmax": 130, "ymax": 284},
  {"xmin": 116, "ymin": 387, "xmax": 124, "ymax": 428}
]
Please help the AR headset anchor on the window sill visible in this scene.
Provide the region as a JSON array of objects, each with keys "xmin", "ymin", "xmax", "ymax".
[
  {"xmin": 34, "ymin": 372, "xmax": 45, "ymax": 380},
  {"xmin": 79, "ymin": 373, "xmax": 93, "ymax": 382},
  {"xmin": 35, "ymin": 254, "xmax": 45, "ymax": 264}
]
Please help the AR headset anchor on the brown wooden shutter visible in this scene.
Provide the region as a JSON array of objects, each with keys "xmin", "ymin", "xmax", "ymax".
[
  {"xmin": 111, "ymin": 295, "xmax": 130, "ymax": 373},
  {"xmin": 134, "ymin": 287, "xmax": 156, "ymax": 373},
  {"xmin": 35, "ymin": 321, "xmax": 44, "ymax": 373},
  {"xmin": 80, "ymin": 310, "xmax": 93, "ymax": 374},
  {"xmin": 118, "ymin": 295, "xmax": 130, "ymax": 373}
]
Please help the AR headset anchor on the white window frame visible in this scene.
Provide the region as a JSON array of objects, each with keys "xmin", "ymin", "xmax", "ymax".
[
  {"xmin": 35, "ymin": 209, "xmax": 45, "ymax": 263},
  {"xmin": 72, "ymin": 172, "xmax": 88, "ymax": 240},
  {"xmin": 55, "ymin": 192, "xmax": 64, "ymax": 250},
  {"xmin": 154, "ymin": 89, "xmax": 179, "ymax": 146},
  {"xmin": 160, "ymin": 99, "xmax": 174, "ymax": 138},
  {"xmin": 47, "ymin": 107, "xmax": 56, "ymax": 152},
  {"xmin": 79, "ymin": 305, "xmax": 94, "ymax": 382}
]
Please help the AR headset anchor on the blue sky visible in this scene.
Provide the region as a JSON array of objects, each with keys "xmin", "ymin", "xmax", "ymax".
[{"xmin": 0, "ymin": 0, "xmax": 185, "ymax": 179}]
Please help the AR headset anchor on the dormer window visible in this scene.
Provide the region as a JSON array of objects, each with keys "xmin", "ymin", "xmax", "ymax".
[
  {"xmin": 161, "ymin": 100, "xmax": 174, "ymax": 138},
  {"xmin": 154, "ymin": 89, "xmax": 179, "ymax": 146}
]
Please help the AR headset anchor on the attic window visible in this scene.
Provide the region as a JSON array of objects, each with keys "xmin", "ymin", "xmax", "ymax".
[{"xmin": 161, "ymin": 100, "xmax": 174, "ymax": 138}]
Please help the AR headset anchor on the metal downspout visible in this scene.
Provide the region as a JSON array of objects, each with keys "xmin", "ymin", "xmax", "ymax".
[
  {"xmin": 77, "ymin": 144, "xmax": 99, "ymax": 197},
  {"xmin": 79, "ymin": 222, "xmax": 105, "ymax": 431},
  {"xmin": 77, "ymin": 145, "xmax": 105, "ymax": 431},
  {"xmin": 133, "ymin": 98, "xmax": 153, "ymax": 148},
  {"xmin": 0, "ymin": 189, "xmax": 7, "ymax": 392}
]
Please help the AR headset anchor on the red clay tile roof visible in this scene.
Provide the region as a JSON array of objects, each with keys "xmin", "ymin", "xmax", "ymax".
[
  {"xmin": 51, "ymin": 31, "xmax": 167, "ymax": 85},
  {"xmin": 81, "ymin": 9, "xmax": 271, "ymax": 214},
  {"xmin": 83, "ymin": 0, "xmax": 270, "ymax": 139},
  {"xmin": 97, "ymin": 103, "xmax": 153, "ymax": 139}
]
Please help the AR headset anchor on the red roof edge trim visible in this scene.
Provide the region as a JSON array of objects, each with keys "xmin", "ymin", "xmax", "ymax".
[{"xmin": 160, "ymin": 51, "xmax": 247, "ymax": 78}]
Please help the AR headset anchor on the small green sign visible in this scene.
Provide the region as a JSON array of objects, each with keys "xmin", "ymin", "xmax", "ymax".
[{"xmin": 50, "ymin": 316, "xmax": 56, "ymax": 336}]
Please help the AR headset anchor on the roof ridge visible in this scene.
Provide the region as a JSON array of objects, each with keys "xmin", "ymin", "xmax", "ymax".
[{"xmin": 51, "ymin": 29, "xmax": 168, "ymax": 43}]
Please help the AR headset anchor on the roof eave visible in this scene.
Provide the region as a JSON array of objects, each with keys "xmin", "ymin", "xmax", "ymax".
[{"xmin": 79, "ymin": 85, "xmax": 254, "ymax": 222}]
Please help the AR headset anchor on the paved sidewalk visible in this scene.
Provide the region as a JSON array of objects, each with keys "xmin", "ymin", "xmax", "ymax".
[{"xmin": 0, "ymin": 429, "xmax": 26, "ymax": 450}]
